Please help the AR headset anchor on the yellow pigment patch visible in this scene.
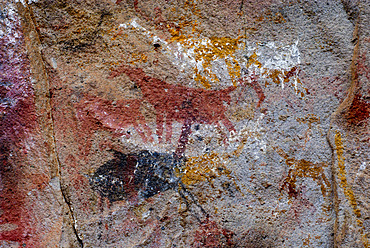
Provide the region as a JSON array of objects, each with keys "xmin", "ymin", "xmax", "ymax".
[
  {"xmin": 334, "ymin": 132, "xmax": 360, "ymax": 216},
  {"xmin": 266, "ymin": 69, "xmax": 283, "ymax": 85},
  {"xmin": 174, "ymin": 36, "xmax": 244, "ymax": 88},
  {"xmin": 164, "ymin": 0, "xmax": 244, "ymax": 88},
  {"xmin": 181, "ymin": 151, "xmax": 244, "ymax": 198},
  {"xmin": 247, "ymin": 52, "xmax": 262, "ymax": 68},
  {"xmin": 246, "ymin": 54, "xmax": 306, "ymax": 97},
  {"xmin": 296, "ymin": 114, "xmax": 320, "ymax": 128},
  {"xmin": 274, "ymin": 147, "xmax": 330, "ymax": 198},
  {"xmin": 179, "ymin": 128, "xmax": 260, "ymax": 192},
  {"xmin": 264, "ymin": 67, "xmax": 306, "ymax": 96},
  {"xmin": 167, "ymin": 0, "xmax": 202, "ymax": 42},
  {"xmin": 181, "ymin": 152, "xmax": 231, "ymax": 186},
  {"xmin": 334, "ymin": 131, "xmax": 368, "ymax": 247},
  {"xmin": 129, "ymin": 53, "xmax": 148, "ymax": 64},
  {"xmin": 296, "ymin": 114, "xmax": 322, "ymax": 144},
  {"xmin": 303, "ymin": 235, "xmax": 311, "ymax": 246}
]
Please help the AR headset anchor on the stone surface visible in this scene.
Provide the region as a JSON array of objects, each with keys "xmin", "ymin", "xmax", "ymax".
[{"xmin": 0, "ymin": 0, "xmax": 369, "ymax": 247}]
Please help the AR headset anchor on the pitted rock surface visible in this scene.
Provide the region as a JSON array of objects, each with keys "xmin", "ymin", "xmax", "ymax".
[{"xmin": 0, "ymin": 0, "xmax": 369, "ymax": 247}]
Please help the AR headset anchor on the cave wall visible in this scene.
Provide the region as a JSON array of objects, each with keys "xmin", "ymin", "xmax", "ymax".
[{"xmin": 0, "ymin": 0, "xmax": 369, "ymax": 247}]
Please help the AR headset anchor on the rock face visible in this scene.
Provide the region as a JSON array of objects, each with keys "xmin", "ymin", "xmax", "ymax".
[{"xmin": 0, "ymin": 0, "xmax": 369, "ymax": 247}]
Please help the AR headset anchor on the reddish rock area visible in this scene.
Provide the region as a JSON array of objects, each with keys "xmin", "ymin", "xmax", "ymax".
[{"xmin": 0, "ymin": 7, "xmax": 37, "ymax": 245}]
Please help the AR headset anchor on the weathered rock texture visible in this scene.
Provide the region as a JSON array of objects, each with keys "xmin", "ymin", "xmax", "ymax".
[{"xmin": 0, "ymin": 0, "xmax": 369, "ymax": 247}]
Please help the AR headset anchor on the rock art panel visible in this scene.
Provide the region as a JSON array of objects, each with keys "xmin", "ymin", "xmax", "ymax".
[{"xmin": 0, "ymin": 0, "xmax": 369, "ymax": 247}]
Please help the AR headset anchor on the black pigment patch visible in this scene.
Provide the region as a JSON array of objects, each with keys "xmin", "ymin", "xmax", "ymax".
[
  {"xmin": 90, "ymin": 150, "xmax": 184, "ymax": 202},
  {"xmin": 135, "ymin": 150, "xmax": 181, "ymax": 198},
  {"xmin": 90, "ymin": 151, "xmax": 138, "ymax": 202}
]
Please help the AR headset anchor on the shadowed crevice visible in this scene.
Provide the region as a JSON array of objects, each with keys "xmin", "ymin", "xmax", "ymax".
[{"xmin": 17, "ymin": 2, "xmax": 84, "ymax": 247}]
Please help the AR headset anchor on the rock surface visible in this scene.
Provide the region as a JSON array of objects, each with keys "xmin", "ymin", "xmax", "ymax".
[{"xmin": 0, "ymin": 0, "xmax": 369, "ymax": 247}]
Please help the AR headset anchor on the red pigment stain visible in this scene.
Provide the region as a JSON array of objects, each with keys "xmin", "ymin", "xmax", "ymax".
[
  {"xmin": 64, "ymin": 154, "xmax": 92, "ymax": 211},
  {"xmin": 357, "ymin": 53, "xmax": 370, "ymax": 82},
  {"xmin": 275, "ymin": 147, "xmax": 330, "ymax": 199},
  {"xmin": 175, "ymin": 118, "xmax": 192, "ymax": 158},
  {"xmin": 0, "ymin": 7, "xmax": 38, "ymax": 246},
  {"xmin": 193, "ymin": 218, "xmax": 234, "ymax": 248},
  {"xmin": 53, "ymin": 89, "xmax": 99, "ymax": 159},
  {"xmin": 283, "ymin": 66, "xmax": 299, "ymax": 82},
  {"xmin": 346, "ymin": 53, "xmax": 370, "ymax": 127},
  {"xmin": 110, "ymin": 65, "xmax": 236, "ymax": 144},
  {"xmin": 130, "ymin": 0, "xmax": 152, "ymax": 22},
  {"xmin": 76, "ymin": 94, "xmax": 154, "ymax": 143},
  {"xmin": 238, "ymin": 72, "xmax": 265, "ymax": 108},
  {"xmin": 121, "ymin": 154, "xmax": 139, "ymax": 199},
  {"xmin": 346, "ymin": 93, "xmax": 369, "ymax": 127}
]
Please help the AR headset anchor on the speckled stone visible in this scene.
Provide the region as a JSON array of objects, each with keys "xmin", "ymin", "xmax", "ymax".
[{"xmin": 0, "ymin": 0, "xmax": 368, "ymax": 247}]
